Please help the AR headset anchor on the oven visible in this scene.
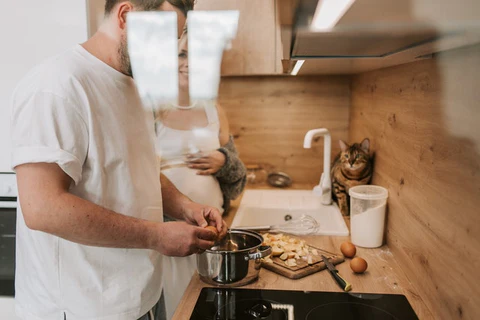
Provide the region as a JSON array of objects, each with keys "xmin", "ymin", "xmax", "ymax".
[{"xmin": 0, "ymin": 172, "xmax": 19, "ymax": 319}]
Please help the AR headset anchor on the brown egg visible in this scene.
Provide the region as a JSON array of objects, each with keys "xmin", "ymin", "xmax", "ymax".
[
  {"xmin": 204, "ymin": 226, "xmax": 219, "ymax": 240},
  {"xmin": 350, "ymin": 257, "xmax": 368, "ymax": 274},
  {"xmin": 340, "ymin": 242, "xmax": 357, "ymax": 258}
]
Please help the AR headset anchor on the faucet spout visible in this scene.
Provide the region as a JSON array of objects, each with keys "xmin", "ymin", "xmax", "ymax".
[{"xmin": 303, "ymin": 128, "xmax": 332, "ymax": 205}]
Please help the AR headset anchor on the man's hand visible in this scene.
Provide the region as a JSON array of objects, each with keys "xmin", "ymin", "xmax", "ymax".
[
  {"xmin": 159, "ymin": 174, "xmax": 228, "ymax": 241},
  {"xmin": 186, "ymin": 150, "xmax": 226, "ymax": 175},
  {"xmin": 182, "ymin": 202, "xmax": 228, "ymax": 240},
  {"xmin": 154, "ymin": 221, "xmax": 217, "ymax": 256}
]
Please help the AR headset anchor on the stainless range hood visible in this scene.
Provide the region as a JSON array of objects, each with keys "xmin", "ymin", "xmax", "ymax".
[
  {"xmin": 287, "ymin": 0, "xmax": 480, "ymax": 61},
  {"xmin": 292, "ymin": 29, "xmax": 442, "ymax": 58}
]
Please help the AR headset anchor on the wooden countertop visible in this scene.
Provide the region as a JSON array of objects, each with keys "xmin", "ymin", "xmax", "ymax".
[{"xmin": 173, "ymin": 184, "xmax": 434, "ymax": 319}]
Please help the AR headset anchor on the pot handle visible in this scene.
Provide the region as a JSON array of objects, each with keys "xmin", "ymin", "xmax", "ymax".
[{"xmin": 245, "ymin": 246, "xmax": 272, "ymax": 261}]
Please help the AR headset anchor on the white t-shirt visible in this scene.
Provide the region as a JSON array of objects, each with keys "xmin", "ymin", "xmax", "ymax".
[{"xmin": 10, "ymin": 45, "xmax": 164, "ymax": 320}]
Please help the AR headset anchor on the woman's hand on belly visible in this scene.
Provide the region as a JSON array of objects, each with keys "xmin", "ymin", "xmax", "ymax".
[{"xmin": 186, "ymin": 151, "xmax": 225, "ymax": 175}]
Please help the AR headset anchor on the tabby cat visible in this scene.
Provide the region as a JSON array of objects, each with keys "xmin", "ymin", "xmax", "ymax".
[{"xmin": 331, "ymin": 138, "xmax": 373, "ymax": 216}]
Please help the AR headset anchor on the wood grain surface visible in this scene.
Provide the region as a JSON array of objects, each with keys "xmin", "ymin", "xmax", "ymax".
[
  {"xmin": 218, "ymin": 76, "xmax": 350, "ymax": 185},
  {"xmin": 349, "ymin": 44, "xmax": 480, "ymax": 320},
  {"xmin": 262, "ymin": 246, "xmax": 345, "ymax": 280}
]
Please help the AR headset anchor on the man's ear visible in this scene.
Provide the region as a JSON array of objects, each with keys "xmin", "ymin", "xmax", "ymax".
[{"xmin": 116, "ymin": 2, "xmax": 135, "ymax": 30}]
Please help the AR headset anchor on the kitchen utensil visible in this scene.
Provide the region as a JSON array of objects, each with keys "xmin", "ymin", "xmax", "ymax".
[
  {"xmin": 262, "ymin": 245, "xmax": 344, "ymax": 280},
  {"xmin": 349, "ymin": 185, "xmax": 389, "ymax": 248},
  {"xmin": 267, "ymin": 172, "xmax": 292, "ymax": 188},
  {"xmin": 196, "ymin": 230, "xmax": 271, "ymax": 287},
  {"xmin": 321, "ymin": 255, "xmax": 352, "ymax": 292},
  {"xmin": 234, "ymin": 214, "xmax": 320, "ymax": 235}
]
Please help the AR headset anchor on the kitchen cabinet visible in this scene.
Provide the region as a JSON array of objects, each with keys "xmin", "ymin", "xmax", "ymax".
[
  {"xmin": 86, "ymin": 0, "xmax": 282, "ymax": 75},
  {"xmin": 279, "ymin": 0, "xmax": 480, "ymax": 75},
  {"xmin": 195, "ymin": 0, "xmax": 281, "ymax": 75},
  {"xmin": 85, "ymin": 0, "xmax": 480, "ymax": 76}
]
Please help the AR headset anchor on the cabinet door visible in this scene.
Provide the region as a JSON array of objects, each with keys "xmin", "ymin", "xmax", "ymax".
[{"xmin": 194, "ymin": 0, "xmax": 277, "ymax": 75}]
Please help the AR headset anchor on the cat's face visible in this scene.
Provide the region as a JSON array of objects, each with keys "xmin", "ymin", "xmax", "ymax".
[{"xmin": 339, "ymin": 138, "xmax": 370, "ymax": 172}]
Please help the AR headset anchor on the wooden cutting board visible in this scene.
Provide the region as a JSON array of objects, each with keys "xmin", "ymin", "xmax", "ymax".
[{"xmin": 261, "ymin": 245, "xmax": 345, "ymax": 279}]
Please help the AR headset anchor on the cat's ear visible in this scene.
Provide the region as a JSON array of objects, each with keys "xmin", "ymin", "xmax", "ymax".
[
  {"xmin": 339, "ymin": 140, "xmax": 349, "ymax": 152},
  {"xmin": 361, "ymin": 138, "xmax": 370, "ymax": 153}
]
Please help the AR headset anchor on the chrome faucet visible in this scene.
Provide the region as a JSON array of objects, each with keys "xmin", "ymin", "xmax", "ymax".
[{"xmin": 303, "ymin": 128, "xmax": 332, "ymax": 205}]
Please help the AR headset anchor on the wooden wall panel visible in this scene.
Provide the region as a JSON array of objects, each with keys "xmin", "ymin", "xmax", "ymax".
[
  {"xmin": 218, "ymin": 76, "xmax": 350, "ymax": 185},
  {"xmin": 350, "ymin": 44, "xmax": 480, "ymax": 320}
]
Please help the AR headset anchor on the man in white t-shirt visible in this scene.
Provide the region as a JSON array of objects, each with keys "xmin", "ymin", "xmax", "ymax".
[{"xmin": 10, "ymin": 1, "xmax": 226, "ymax": 320}]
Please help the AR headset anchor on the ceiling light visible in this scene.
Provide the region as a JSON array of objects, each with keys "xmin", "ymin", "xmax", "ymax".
[
  {"xmin": 311, "ymin": 0, "xmax": 356, "ymax": 31},
  {"xmin": 290, "ymin": 60, "xmax": 305, "ymax": 76}
]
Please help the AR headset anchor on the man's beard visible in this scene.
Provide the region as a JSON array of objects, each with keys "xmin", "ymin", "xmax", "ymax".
[{"xmin": 118, "ymin": 35, "xmax": 133, "ymax": 77}]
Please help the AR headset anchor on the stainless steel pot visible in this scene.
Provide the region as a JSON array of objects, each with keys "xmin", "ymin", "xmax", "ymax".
[{"xmin": 196, "ymin": 229, "xmax": 272, "ymax": 287}]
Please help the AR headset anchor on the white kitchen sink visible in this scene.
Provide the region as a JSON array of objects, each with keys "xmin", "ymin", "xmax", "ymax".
[{"xmin": 231, "ymin": 190, "xmax": 349, "ymax": 236}]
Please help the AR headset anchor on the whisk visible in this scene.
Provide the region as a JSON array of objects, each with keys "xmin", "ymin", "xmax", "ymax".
[{"xmin": 234, "ymin": 214, "xmax": 320, "ymax": 236}]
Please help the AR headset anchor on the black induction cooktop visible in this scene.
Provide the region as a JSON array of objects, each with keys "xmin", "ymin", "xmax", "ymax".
[{"xmin": 190, "ymin": 288, "xmax": 418, "ymax": 320}]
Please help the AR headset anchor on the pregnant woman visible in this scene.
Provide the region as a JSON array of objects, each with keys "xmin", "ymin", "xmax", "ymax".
[{"xmin": 154, "ymin": 30, "xmax": 246, "ymax": 319}]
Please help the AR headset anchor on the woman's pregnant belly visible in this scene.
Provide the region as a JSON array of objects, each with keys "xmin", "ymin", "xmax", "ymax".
[{"xmin": 162, "ymin": 166, "xmax": 224, "ymax": 214}]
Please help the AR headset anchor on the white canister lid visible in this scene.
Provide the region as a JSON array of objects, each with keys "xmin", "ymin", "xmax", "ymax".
[{"xmin": 349, "ymin": 185, "xmax": 388, "ymax": 200}]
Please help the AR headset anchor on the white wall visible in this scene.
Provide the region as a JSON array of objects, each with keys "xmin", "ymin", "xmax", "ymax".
[{"xmin": 0, "ymin": 0, "xmax": 89, "ymax": 172}]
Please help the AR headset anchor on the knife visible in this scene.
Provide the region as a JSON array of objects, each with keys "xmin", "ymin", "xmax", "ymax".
[{"xmin": 321, "ymin": 255, "xmax": 352, "ymax": 292}]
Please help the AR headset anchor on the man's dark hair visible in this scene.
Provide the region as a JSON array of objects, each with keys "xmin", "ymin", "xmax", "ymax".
[{"xmin": 105, "ymin": 0, "xmax": 194, "ymax": 17}]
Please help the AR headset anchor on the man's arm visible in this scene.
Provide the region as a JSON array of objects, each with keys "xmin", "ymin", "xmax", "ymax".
[{"xmin": 16, "ymin": 163, "xmax": 216, "ymax": 256}]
